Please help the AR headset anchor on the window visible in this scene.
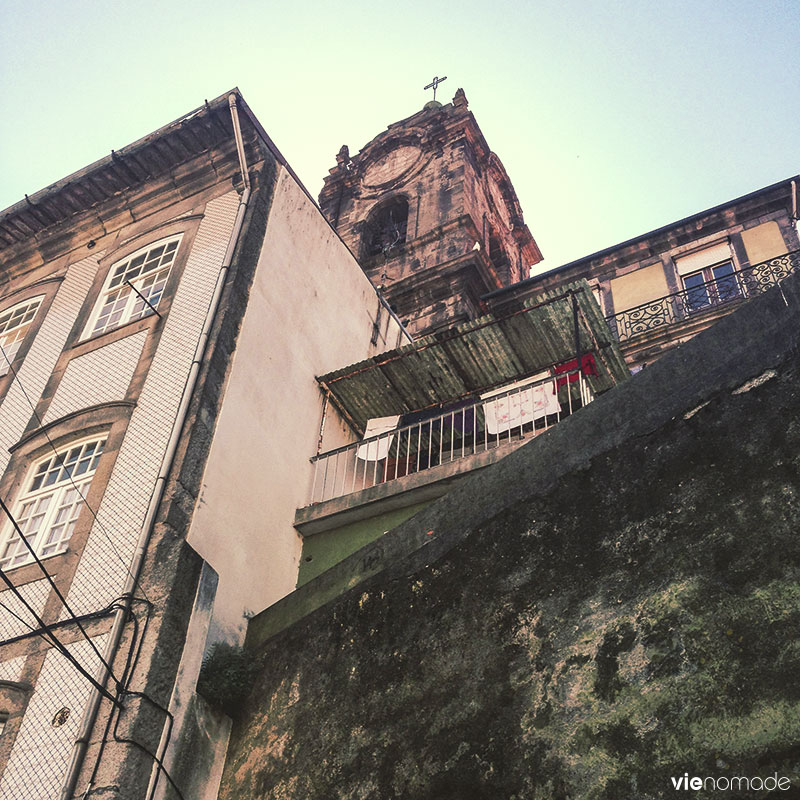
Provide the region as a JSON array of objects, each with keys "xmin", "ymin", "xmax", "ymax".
[
  {"xmin": 0, "ymin": 438, "xmax": 105, "ymax": 568},
  {"xmin": 488, "ymin": 232, "xmax": 509, "ymax": 269},
  {"xmin": 0, "ymin": 296, "xmax": 43, "ymax": 377},
  {"xmin": 84, "ymin": 236, "xmax": 181, "ymax": 338},
  {"xmin": 363, "ymin": 198, "xmax": 408, "ymax": 258},
  {"xmin": 683, "ymin": 261, "xmax": 741, "ymax": 312}
]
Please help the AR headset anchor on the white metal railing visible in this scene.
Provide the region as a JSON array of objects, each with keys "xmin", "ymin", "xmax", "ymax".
[{"xmin": 308, "ymin": 369, "xmax": 592, "ymax": 505}]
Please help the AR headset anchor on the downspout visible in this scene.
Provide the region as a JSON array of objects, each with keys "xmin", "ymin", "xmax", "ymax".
[{"xmin": 62, "ymin": 93, "xmax": 252, "ymax": 800}]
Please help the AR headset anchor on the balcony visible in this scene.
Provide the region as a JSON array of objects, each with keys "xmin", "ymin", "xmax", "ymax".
[
  {"xmin": 308, "ymin": 368, "xmax": 592, "ymax": 505},
  {"xmin": 606, "ymin": 250, "xmax": 800, "ymax": 343},
  {"xmin": 294, "ymin": 281, "xmax": 630, "ymax": 586}
]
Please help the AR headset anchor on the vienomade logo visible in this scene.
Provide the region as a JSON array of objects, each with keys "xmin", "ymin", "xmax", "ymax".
[{"xmin": 670, "ymin": 773, "xmax": 792, "ymax": 792}]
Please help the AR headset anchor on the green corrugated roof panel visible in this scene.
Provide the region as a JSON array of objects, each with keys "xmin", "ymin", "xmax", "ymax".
[{"xmin": 318, "ymin": 281, "xmax": 630, "ymax": 431}]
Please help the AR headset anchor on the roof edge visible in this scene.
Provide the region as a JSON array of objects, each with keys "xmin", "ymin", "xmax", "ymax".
[
  {"xmin": 0, "ymin": 89, "xmax": 240, "ymax": 222},
  {"xmin": 484, "ymin": 174, "xmax": 800, "ymax": 300}
]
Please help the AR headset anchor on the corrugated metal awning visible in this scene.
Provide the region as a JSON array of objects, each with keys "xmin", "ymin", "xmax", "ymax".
[{"xmin": 318, "ymin": 281, "xmax": 629, "ymax": 433}]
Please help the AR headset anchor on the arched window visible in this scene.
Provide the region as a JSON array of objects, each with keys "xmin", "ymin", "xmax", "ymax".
[
  {"xmin": 488, "ymin": 233, "xmax": 510, "ymax": 275},
  {"xmin": 0, "ymin": 437, "xmax": 105, "ymax": 568},
  {"xmin": 0, "ymin": 296, "xmax": 43, "ymax": 377},
  {"xmin": 363, "ymin": 197, "xmax": 409, "ymax": 258},
  {"xmin": 83, "ymin": 235, "xmax": 182, "ymax": 339}
]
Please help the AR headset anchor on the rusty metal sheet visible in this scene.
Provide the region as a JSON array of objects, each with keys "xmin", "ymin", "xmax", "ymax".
[{"xmin": 318, "ymin": 281, "xmax": 630, "ymax": 430}]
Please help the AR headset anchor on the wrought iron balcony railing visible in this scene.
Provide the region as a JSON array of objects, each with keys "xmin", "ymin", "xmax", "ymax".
[
  {"xmin": 308, "ymin": 369, "xmax": 592, "ymax": 505},
  {"xmin": 606, "ymin": 250, "xmax": 800, "ymax": 343}
]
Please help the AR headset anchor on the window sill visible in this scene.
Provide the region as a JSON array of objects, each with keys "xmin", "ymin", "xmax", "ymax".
[
  {"xmin": 0, "ymin": 547, "xmax": 68, "ymax": 583},
  {"xmin": 69, "ymin": 313, "xmax": 158, "ymax": 356}
]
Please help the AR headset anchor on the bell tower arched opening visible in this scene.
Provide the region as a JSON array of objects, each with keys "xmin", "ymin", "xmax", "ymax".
[{"xmin": 362, "ymin": 197, "xmax": 409, "ymax": 259}]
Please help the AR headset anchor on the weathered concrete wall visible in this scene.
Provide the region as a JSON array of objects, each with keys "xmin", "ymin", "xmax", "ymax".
[
  {"xmin": 220, "ymin": 273, "xmax": 800, "ymax": 799},
  {"xmin": 187, "ymin": 165, "xmax": 408, "ymax": 645},
  {"xmin": 297, "ymin": 499, "xmax": 432, "ymax": 587}
]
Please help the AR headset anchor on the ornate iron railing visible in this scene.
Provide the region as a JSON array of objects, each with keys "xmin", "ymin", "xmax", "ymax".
[
  {"xmin": 308, "ymin": 369, "xmax": 592, "ymax": 505},
  {"xmin": 606, "ymin": 250, "xmax": 800, "ymax": 342}
]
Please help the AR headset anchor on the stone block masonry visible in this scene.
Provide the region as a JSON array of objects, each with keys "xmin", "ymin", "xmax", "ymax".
[{"xmin": 221, "ymin": 274, "xmax": 800, "ymax": 798}]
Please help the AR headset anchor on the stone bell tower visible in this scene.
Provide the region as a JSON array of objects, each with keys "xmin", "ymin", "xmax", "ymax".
[{"xmin": 318, "ymin": 89, "xmax": 542, "ymax": 336}]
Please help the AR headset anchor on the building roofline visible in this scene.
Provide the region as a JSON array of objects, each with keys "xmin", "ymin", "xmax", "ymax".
[
  {"xmin": 483, "ymin": 174, "xmax": 800, "ymax": 300},
  {"xmin": 0, "ymin": 90, "xmax": 239, "ymax": 221}
]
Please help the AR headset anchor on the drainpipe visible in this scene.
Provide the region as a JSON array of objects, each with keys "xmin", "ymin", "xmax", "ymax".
[{"xmin": 62, "ymin": 93, "xmax": 252, "ymax": 800}]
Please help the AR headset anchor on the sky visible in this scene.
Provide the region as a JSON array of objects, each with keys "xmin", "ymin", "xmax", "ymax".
[{"xmin": 1, "ymin": 0, "xmax": 797, "ymax": 273}]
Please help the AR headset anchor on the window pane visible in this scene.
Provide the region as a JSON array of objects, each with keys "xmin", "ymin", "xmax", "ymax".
[
  {"xmin": 0, "ymin": 297, "xmax": 43, "ymax": 374},
  {"xmin": 130, "ymin": 267, "xmax": 170, "ymax": 319},
  {"xmin": 712, "ymin": 262, "xmax": 740, "ymax": 302},
  {"xmin": 40, "ymin": 487, "xmax": 82, "ymax": 556},
  {"xmin": 684, "ymin": 272, "xmax": 710, "ymax": 311},
  {"xmin": 0, "ymin": 440, "xmax": 105, "ymax": 568}
]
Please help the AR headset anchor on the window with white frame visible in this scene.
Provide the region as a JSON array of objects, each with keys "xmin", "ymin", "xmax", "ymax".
[
  {"xmin": 0, "ymin": 438, "xmax": 105, "ymax": 569},
  {"xmin": 682, "ymin": 261, "xmax": 741, "ymax": 312},
  {"xmin": 674, "ymin": 241, "xmax": 741, "ymax": 313},
  {"xmin": 84, "ymin": 236, "xmax": 181, "ymax": 338},
  {"xmin": 0, "ymin": 296, "xmax": 43, "ymax": 377}
]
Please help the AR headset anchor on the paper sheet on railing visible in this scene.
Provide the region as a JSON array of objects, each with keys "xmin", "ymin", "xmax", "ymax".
[
  {"xmin": 481, "ymin": 378, "xmax": 560, "ymax": 435},
  {"xmin": 357, "ymin": 415, "xmax": 400, "ymax": 461}
]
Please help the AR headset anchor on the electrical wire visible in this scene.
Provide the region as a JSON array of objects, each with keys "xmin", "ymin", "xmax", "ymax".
[
  {"xmin": 82, "ymin": 597, "xmax": 188, "ymax": 800},
  {"xmin": 0, "ymin": 227, "xmax": 237, "ymax": 797},
  {"xmin": 83, "ymin": 597, "xmax": 149, "ymax": 798},
  {"xmin": 0, "ymin": 604, "xmax": 116, "ymax": 647},
  {"xmin": 0, "ymin": 562, "xmax": 119, "ymax": 705},
  {"xmin": 112, "ymin": 695, "xmax": 186, "ymax": 800},
  {"xmin": 0, "ymin": 598, "xmax": 38, "ymax": 636},
  {"xmin": 0, "ymin": 496, "xmax": 125, "ymax": 689}
]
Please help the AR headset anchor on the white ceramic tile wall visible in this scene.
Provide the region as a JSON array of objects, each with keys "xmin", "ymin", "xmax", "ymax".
[
  {"xmin": 0, "ymin": 580, "xmax": 50, "ymax": 642},
  {"xmin": 0, "ymin": 255, "xmax": 101, "ymax": 476},
  {"xmin": 43, "ymin": 331, "xmax": 147, "ymax": 424},
  {"xmin": 65, "ymin": 192, "xmax": 240, "ymax": 614},
  {"xmin": 0, "ymin": 656, "xmax": 26, "ymax": 684},
  {"xmin": 0, "ymin": 635, "xmax": 107, "ymax": 799}
]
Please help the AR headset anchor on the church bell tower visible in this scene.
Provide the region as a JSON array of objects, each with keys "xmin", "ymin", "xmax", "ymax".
[{"xmin": 319, "ymin": 88, "xmax": 542, "ymax": 336}]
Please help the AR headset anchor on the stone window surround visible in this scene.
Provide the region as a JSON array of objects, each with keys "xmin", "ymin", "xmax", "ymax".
[
  {"xmin": 0, "ymin": 277, "xmax": 64, "ymax": 405},
  {"xmin": 657, "ymin": 211, "xmax": 792, "ymax": 297},
  {"xmin": 680, "ymin": 261, "xmax": 740, "ymax": 313},
  {"xmin": 81, "ymin": 235, "xmax": 183, "ymax": 341},
  {"xmin": 67, "ymin": 214, "xmax": 203, "ymax": 357},
  {"xmin": 0, "ymin": 406, "xmax": 129, "ymax": 771},
  {"xmin": 0, "ymin": 402, "xmax": 133, "ymax": 588},
  {"xmin": 361, "ymin": 195, "xmax": 411, "ymax": 261},
  {"xmin": 0, "ymin": 436, "xmax": 107, "ymax": 570},
  {"xmin": 22, "ymin": 214, "xmax": 204, "ymax": 445},
  {"xmin": 0, "ymin": 210, "xmax": 204, "ymax": 584},
  {"xmin": 0, "ymin": 296, "xmax": 45, "ymax": 378},
  {"xmin": 0, "ymin": 680, "xmax": 33, "ymax": 778}
]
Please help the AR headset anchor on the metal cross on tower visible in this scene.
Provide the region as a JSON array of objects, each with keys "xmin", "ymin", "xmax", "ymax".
[{"xmin": 424, "ymin": 75, "xmax": 448, "ymax": 102}]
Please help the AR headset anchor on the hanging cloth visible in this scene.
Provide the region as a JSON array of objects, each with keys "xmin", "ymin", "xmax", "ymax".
[
  {"xmin": 481, "ymin": 375, "xmax": 561, "ymax": 435},
  {"xmin": 553, "ymin": 353, "xmax": 597, "ymax": 392},
  {"xmin": 357, "ymin": 415, "xmax": 401, "ymax": 461}
]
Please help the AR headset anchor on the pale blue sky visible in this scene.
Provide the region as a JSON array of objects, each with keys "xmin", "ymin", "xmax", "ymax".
[{"xmin": 1, "ymin": 0, "xmax": 797, "ymax": 270}]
